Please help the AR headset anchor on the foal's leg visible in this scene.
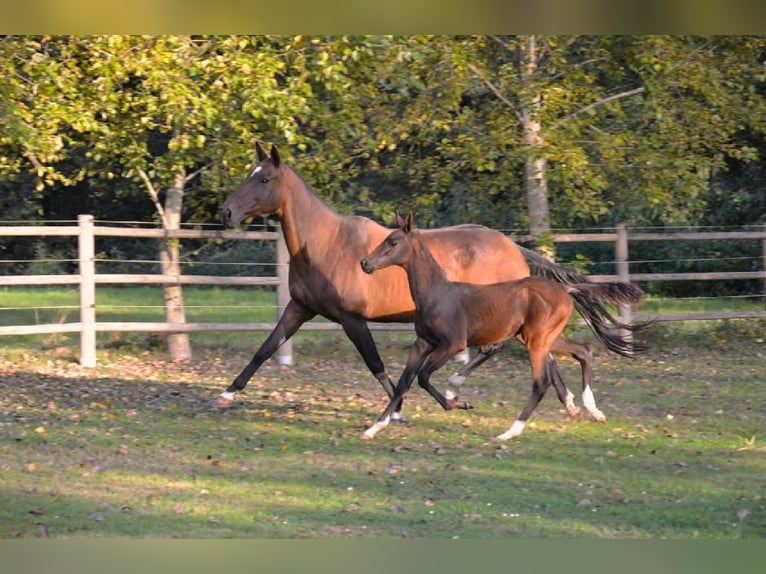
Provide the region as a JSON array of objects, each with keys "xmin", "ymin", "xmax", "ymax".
[
  {"xmin": 218, "ymin": 299, "xmax": 316, "ymax": 406},
  {"xmin": 497, "ymin": 348, "xmax": 553, "ymax": 440},
  {"xmin": 444, "ymin": 343, "xmax": 504, "ymax": 401},
  {"xmin": 545, "ymin": 354, "xmax": 581, "ymax": 418},
  {"xmin": 517, "ymin": 334, "xmax": 579, "ymax": 418},
  {"xmin": 550, "ymin": 336, "xmax": 604, "ymax": 422},
  {"xmin": 363, "ymin": 338, "xmax": 432, "ymax": 439},
  {"xmin": 416, "ymin": 344, "xmax": 476, "ymax": 411}
]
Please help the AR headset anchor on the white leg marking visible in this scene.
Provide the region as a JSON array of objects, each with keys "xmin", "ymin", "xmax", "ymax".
[
  {"xmin": 363, "ymin": 415, "xmax": 391, "ymax": 440},
  {"xmin": 390, "ymin": 411, "xmax": 405, "ymax": 422},
  {"xmin": 565, "ymin": 390, "xmax": 581, "ymax": 417},
  {"xmin": 446, "ymin": 373, "xmax": 466, "ymax": 400},
  {"xmin": 496, "ymin": 419, "xmax": 526, "ymax": 440},
  {"xmin": 448, "ymin": 373, "xmax": 466, "ymax": 386},
  {"xmin": 582, "ymin": 387, "xmax": 606, "ymax": 422},
  {"xmin": 453, "ymin": 350, "xmax": 470, "ymax": 363},
  {"xmin": 219, "ymin": 391, "xmax": 235, "ymax": 401}
]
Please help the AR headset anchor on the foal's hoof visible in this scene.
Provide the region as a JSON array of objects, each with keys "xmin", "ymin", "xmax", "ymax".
[
  {"xmin": 567, "ymin": 406, "xmax": 582, "ymax": 419},
  {"xmin": 390, "ymin": 412, "xmax": 408, "ymax": 424},
  {"xmin": 448, "ymin": 399, "xmax": 473, "ymax": 410}
]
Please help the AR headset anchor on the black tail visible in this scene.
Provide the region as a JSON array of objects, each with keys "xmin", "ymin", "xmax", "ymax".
[{"xmin": 519, "ymin": 246, "xmax": 649, "ymax": 358}]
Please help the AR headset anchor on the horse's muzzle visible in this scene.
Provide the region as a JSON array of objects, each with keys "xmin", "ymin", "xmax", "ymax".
[{"xmin": 360, "ymin": 258, "xmax": 374, "ymax": 274}]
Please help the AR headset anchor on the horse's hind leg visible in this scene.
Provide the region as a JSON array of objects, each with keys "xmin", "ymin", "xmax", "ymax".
[
  {"xmin": 341, "ymin": 316, "xmax": 406, "ymax": 421},
  {"xmin": 497, "ymin": 349, "xmax": 552, "ymax": 440},
  {"xmin": 545, "ymin": 354, "xmax": 581, "ymax": 418},
  {"xmin": 218, "ymin": 298, "xmax": 315, "ymax": 406},
  {"xmin": 552, "ymin": 336, "xmax": 604, "ymax": 422},
  {"xmin": 445, "ymin": 342, "xmax": 504, "ymax": 401}
]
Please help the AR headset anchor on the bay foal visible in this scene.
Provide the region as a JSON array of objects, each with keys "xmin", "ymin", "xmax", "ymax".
[{"xmin": 360, "ymin": 213, "xmax": 644, "ymax": 440}]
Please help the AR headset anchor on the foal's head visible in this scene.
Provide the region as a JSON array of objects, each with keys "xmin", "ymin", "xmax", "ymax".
[
  {"xmin": 361, "ymin": 212, "xmax": 416, "ymax": 274},
  {"xmin": 222, "ymin": 142, "xmax": 284, "ymax": 227}
]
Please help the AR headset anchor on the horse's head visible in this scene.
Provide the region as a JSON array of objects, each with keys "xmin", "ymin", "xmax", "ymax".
[
  {"xmin": 361, "ymin": 211, "xmax": 415, "ymax": 274},
  {"xmin": 221, "ymin": 142, "xmax": 284, "ymax": 227}
]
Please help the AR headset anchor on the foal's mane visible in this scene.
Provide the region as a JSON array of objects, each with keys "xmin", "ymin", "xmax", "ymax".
[{"xmin": 410, "ymin": 230, "xmax": 448, "ymax": 280}]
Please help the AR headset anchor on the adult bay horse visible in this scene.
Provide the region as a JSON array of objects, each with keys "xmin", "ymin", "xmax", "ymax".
[
  {"xmin": 218, "ymin": 142, "xmax": 641, "ymax": 419},
  {"xmin": 360, "ymin": 213, "xmax": 645, "ymax": 440}
]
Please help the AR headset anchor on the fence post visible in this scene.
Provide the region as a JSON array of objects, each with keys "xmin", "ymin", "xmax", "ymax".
[
  {"xmin": 78, "ymin": 214, "xmax": 97, "ymax": 367},
  {"xmin": 762, "ymin": 225, "xmax": 766, "ymax": 303},
  {"xmin": 615, "ymin": 223, "xmax": 633, "ymax": 343},
  {"xmin": 275, "ymin": 226, "xmax": 294, "ymax": 365}
]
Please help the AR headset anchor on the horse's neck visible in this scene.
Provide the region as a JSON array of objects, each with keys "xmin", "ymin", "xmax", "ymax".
[
  {"xmin": 406, "ymin": 234, "xmax": 450, "ymax": 306},
  {"xmin": 279, "ymin": 167, "xmax": 343, "ymax": 256}
]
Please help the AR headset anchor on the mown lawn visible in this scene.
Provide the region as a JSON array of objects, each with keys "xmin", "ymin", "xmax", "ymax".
[{"xmin": 0, "ymin": 317, "xmax": 764, "ymax": 538}]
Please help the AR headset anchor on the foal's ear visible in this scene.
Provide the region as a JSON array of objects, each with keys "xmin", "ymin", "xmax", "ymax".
[
  {"xmin": 403, "ymin": 212, "xmax": 414, "ymax": 233},
  {"xmin": 255, "ymin": 141, "xmax": 268, "ymax": 162},
  {"xmin": 271, "ymin": 145, "xmax": 281, "ymax": 167},
  {"xmin": 394, "ymin": 211, "xmax": 406, "ymax": 229}
]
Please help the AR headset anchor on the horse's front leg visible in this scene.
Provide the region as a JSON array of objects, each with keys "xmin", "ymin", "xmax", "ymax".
[
  {"xmin": 445, "ymin": 342, "xmax": 504, "ymax": 401},
  {"xmin": 217, "ymin": 299, "xmax": 316, "ymax": 407},
  {"xmin": 363, "ymin": 338, "xmax": 432, "ymax": 439},
  {"xmin": 418, "ymin": 344, "xmax": 475, "ymax": 411},
  {"xmin": 340, "ymin": 315, "xmax": 406, "ymax": 422}
]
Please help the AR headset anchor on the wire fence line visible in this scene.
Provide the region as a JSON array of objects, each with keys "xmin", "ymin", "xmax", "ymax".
[{"xmin": 1, "ymin": 215, "xmax": 765, "ymax": 367}]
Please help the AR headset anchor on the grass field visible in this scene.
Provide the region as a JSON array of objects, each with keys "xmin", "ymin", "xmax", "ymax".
[{"xmin": 0, "ymin": 287, "xmax": 764, "ymax": 538}]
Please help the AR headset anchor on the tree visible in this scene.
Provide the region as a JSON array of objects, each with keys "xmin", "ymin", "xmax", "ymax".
[{"xmin": 0, "ymin": 35, "xmax": 397, "ymax": 359}]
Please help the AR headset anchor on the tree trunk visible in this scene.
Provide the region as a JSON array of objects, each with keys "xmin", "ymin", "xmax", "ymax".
[
  {"xmin": 160, "ymin": 171, "xmax": 192, "ymax": 361},
  {"xmin": 520, "ymin": 35, "xmax": 554, "ymax": 260}
]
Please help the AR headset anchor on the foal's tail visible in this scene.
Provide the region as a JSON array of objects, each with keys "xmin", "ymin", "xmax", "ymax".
[{"xmin": 519, "ymin": 246, "xmax": 649, "ymax": 358}]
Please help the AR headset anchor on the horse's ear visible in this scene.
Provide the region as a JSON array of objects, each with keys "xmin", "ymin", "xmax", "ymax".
[
  {"xmin": 271, "ymin": 145, "xmax": 280, "ymax": 167},
  {"xmin": 394, "ymin": 211, "xmax": 406, "ymax": 229},
  {"xmin": 255, "ymin": 141, "xmax": 268, "ymax": 162},
  {"xmin": 404, "ymin": 212, "xmax": 414, "ymax": 233}
]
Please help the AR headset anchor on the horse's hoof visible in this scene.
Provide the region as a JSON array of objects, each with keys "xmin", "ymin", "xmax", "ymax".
[
  {"xmin": 567, "ymin": 406, "xmax": 582, "ymax": 419},
  {"xmin": 361, "ymin": 432, "xmax": 373, "ymax": 440},
  {"xmin": 463, "ymin": 401, "xmax": 474, "ymax": 410},
  {"xmin": 390, "ymin": 413, "xmax": 408, "ymax": 424},
  {"xmin": 215, "ymin": 396, "xmax": 233, "ymax": 409}
]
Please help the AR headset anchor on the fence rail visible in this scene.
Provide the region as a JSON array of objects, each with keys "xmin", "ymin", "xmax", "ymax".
[{"xmin": 1, "ymin": 216, "xmax": 764, "ymax": 367}]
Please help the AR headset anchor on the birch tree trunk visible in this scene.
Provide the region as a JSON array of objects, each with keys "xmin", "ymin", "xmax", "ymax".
[
  {"xmin": 159, "ymin": 171, "xmax": 192, "ymax": 361},
  {"xmin": 519, "ymin": 35, "xmax": 554, "ymax": 260}
]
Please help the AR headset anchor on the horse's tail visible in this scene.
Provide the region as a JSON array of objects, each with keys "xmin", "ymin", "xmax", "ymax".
[
  {"xmin": 565, "ymin": 282, "xmax": 649, "ymax": 358},
  {"xmin": 519, "ymin": 246, "xmax": 648, "ymax": 358}
]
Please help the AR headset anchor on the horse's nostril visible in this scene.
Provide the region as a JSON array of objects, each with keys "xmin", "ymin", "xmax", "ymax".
[{"xmin": 222, "ymin": 207, "xmax": 232, "ymax": 226}]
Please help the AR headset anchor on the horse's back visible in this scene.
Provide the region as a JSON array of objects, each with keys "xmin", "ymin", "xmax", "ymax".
[{"xmin": 421, "ymin": 224, "xmax": 529, "ymax": 283}]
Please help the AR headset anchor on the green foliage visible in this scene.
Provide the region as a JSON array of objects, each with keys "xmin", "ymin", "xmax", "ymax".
[{"xmin": 1, "ymin": 35, "xmax": 765, "ymax": 297}]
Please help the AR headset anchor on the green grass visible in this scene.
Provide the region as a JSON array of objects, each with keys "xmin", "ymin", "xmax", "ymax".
[
  {"xmin": 1, "ymin": 286, "xmax": 764, "ymax": 538},
  {"xmin": 1, "ymin": 313, "xmax": 764, "ymax": 538}
]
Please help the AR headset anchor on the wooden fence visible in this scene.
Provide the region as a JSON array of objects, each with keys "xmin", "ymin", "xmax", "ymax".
[{"xmin": 1, "ymin": 215, "xmax": 764, "ymax": 367}]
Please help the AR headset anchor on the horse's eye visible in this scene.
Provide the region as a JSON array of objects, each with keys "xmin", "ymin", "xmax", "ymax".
[
  {"xmin": 260, "ymin": 177, "xmax": 269, "ymax": 184},
  {"xmin": 388, "ymin": 238, "xmax": 397, "ymax": 247}
]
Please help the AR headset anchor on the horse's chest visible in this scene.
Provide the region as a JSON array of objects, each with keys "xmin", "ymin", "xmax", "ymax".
[{"xmin": 288, "ymin": 261, "xmax": 355, "ymax": 314}]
